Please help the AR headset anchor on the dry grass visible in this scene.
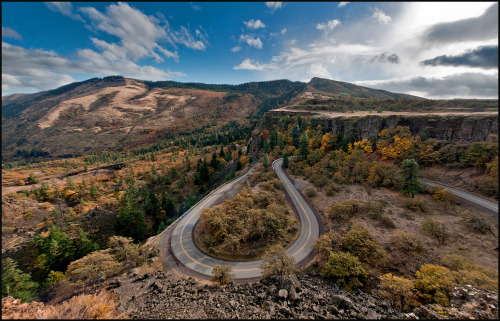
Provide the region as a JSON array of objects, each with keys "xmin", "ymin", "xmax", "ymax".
[{"xmin": 45, "ymin": 291, "xmax": 128, "ymax": 319}]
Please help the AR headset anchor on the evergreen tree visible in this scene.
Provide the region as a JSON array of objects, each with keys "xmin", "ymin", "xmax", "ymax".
[
  {"xmin": 2, "ymin": 258, "xmax": 38, "ymax": 302},
  {"xmin": 298, "ymin": 132, "xmax": 310, "ymax": 160},
  {"xmin": 262, "ymin": 153, "xmax": 270, "ymax": 170},
  {"xmin": 291, "ymin": 124, "xmax": 301, "ymax": 147},
  {"xmin": 400, "ymin": 159, "xmax": 422, "ymax": 198}
]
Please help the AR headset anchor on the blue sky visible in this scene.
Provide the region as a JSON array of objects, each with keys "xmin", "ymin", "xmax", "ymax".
[{"xmin": 2, "ymin": 2, "xmax": 498, "ymax": 99}]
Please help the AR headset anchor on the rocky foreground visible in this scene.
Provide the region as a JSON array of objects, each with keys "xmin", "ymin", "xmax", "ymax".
[{"xmin": 108, "ymin": 267, "xmax": 498, "ymax": 319}]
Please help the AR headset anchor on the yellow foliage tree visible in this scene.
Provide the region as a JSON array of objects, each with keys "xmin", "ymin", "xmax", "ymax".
[{"xmin": 379, "ymin": 273, "xmax": 418, "ymax": 310}]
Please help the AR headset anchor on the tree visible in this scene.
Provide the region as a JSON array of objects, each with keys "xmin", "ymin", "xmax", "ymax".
[
  {"xmin": 283, "ymin": 152, "xmax": 289, "ymax": 168},
  {"xmin": 211, "ymin": 265, "xmax": 235, "ymax": 285},
  {"xmin": 298, "ymin": 132, "xmax": 310, "ymax": 160},
  {"xmin": 262, "ymin": 153, "xmax": 270, "ymax": 170},
  {"xmin": 2, "ymin": 258, "xmax": 38, "ymax": 302},
  {"xmin": 260, "ymin": 245, "xmax": 296, "ymax": 279},
  {"xmin": 400, "ymin": 159, "xmax": 422, "ymax": 198}
]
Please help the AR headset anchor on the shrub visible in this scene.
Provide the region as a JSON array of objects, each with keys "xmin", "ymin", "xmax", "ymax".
[
  {"xmin": 260, "ymin": 245, "xmax": 296, "ymax": 279},
  {"xmin": 107, "ymin": 236, "xmax": 144, "ymax": 267},
  {"xmin": 441, "ymin": 254, "xmax": 498, "ymax": 292},
  {"xmin": 18, "ymin": 180, "xmax": 26, "ymax": 186},
  {"xmin": 403, "ymin": 198, "xmax": 429, "ymax": 213},
  {"xmin": 380, "ymin": 215, "xmax": 396, "ymax": 229},
  {"xmin": 303, "ymin": 187, "xmax": 317, "ymax": 198},
  {"xmin": 327, "ymin": 201, "xmax": 361, "ymax": 222},
  {"xmin": 432, "ymin": 190, "xmax": 458, "ymax": 204},
  {"xmin": 46, "ymin": 270, "xmax": 65, "ymax": 286},
  {"xmin": 65, "ymin": 251, "xmax": 122, "ymax": 282},
  {"xmin": 211, "ymin": 265, "xmax": 235, "ymax": 285},
  {"xmin": 460, "ymin": 215, "xmax": 494, "ymax": 235},
  {"xmin": 422, "ymin": 218, "xmax": 449, "ymax": 245},
  {"xmin": 45, "ymin": 291, "xmax": 127, "ymax": 319},
  {"xmin": 341, "ymin": 223, "xmax": 387, "ymax": 266},
  {"xmin": 325, "ymin": 182, "xmax": 340, "ymax": 196},
  {"xmin": 379, "ymin": 273, "xmax": 418, "ymax": 310},
  {"xmin": 414, "ymin": 264, "xmax": 457, "ymax": 306},
  {"xmin": 321, "ymin": 251, "xmax": 367, "ymax": 291},
  {"xmin": 389, "ymin": 231, "xmax": 427, "ymax": 254},
  {"xmin": 312, "ymin": 231, "xmax": 342, "ymax": 258}
]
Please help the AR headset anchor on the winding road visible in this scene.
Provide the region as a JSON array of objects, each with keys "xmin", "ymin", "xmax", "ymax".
[
  {"xmin": 420, "ymin": 178, "xmax": 498, "ymax": 214},
  {"xmin": 160, "ymin": 158, "xmax": 497, "ymax": 280},
  {"xmin": 169, "ymin": 158, "xmax": 320, "ymax": 279}
]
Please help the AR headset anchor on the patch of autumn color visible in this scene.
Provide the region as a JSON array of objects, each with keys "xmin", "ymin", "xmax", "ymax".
[
  {"xmin": 377, "ymin": 135, "xmax": 414, "ymax": 160},
  {"xmin": 348, "ymin": 139, "xmax": 373, "ymax": 154},
  {"xmin": 240, "ymin": 155, "xmax": 249, "ymax": 166},
  {"xmin": 259, "ymin": 129, "xmax": 270, "ymax": 140},
  {"xmin": 320, "ymin": 133, "xmax": 336, "ymax": 151}
]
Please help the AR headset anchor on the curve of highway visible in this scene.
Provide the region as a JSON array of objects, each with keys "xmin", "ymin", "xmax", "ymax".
[
  {"xmin": 169, "ymin": 158, "xmax": 320, "ymax": 279},
  {"xmin": 420, "ymin": 178, "xmax": 498, "ymax": 214}
]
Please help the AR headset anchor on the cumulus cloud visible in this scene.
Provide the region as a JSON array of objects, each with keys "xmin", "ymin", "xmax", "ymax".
[
  {"xmin": 79, "ymin": 2, "xmax": 207, "ymax": 65},
  {"xmin": 240, "ymin": 35, "xmax": 263, "ymax": 49},
  {"xmin": 2, "ymin": 40, "xmax": 184, "ymax": 94},
  {"xmin": 266, "ymin": 2, "xmax": 283, "ymax": 12},
  {"xmin": 244, "ymin": 19, "xmax": 266, "ymax": 29},
  {"xmin": 372, "ymin": 8, "xmax": 391, "ymax": 24},
  {"xmin": 45, "ymin": 2, "xmax": 85, "ymax": 22},
  {"xmin": 357, "ymin": 73, "xmax": 498, "ymax": 99},
  {"xmin": 231, "ymin": 46, "xmax": 241, "ymax": 52},
  {"xmin": 422, "ymin": 3, "xmax": 498, "ymax": 44},
  {"xmin": 338, "ymin": 2, "xmax": 349, "ymax": 8},
  {"xmin": 233, "ymin": 58, "xmax": 272, "ymax": 70},
  {"xmin": 421, "ymin": 45, "xmax": 498, "ymax": 69},
  {"xmin": 316, "ymin": 19, "xmax": 341, "ymax": 31},
  {"xmin": 2, "ymin": 27, "xmax": 22, "ymax": 40}
]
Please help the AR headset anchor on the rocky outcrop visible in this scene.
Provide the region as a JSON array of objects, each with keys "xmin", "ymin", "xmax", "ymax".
[
  {"xmin": 258, "ymin": 111, "xmax": 498, "ymax": 145},
  {"xmin": 111, "ymin": 269, "xmax": 404, "ymax": 319}
]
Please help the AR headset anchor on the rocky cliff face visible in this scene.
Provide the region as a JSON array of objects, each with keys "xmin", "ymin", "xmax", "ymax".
[{"xmin": 255, "ymin": 111, "xmax": 498, "ymax": 147}]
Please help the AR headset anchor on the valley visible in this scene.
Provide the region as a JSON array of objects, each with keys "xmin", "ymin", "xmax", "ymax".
[{"xmin": 2, "ymin": 76, "xmax": 498, "ymax": 319}]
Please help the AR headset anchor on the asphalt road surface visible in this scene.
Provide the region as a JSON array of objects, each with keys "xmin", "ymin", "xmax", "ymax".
[
  {"xmin": 420, "ymin": 178, "xmax": 498, "ymax": 214},
  {"xmin": 169, "ymin": 158, "xmax": 320, "ymax": 279}
]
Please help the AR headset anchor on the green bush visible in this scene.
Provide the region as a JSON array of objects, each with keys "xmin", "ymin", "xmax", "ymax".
[
  {"xmin": 321, "ymin": 251, "xmax": 367, "ymax": 291},
  {"xmin": 303, "ymin": 187, "xmax": 317, "ymax": 198},
  {"xmin": 260, "ymin": 245, "xmax": 296, "ymax": 279},
  {"xmin": 341, "ymin": 223, "xmax": 387, "ymax": 266}
]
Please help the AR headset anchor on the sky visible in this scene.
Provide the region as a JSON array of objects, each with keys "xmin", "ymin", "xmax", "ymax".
[{"xmin": 2, "ymin": 2, "xmax": 498, "ymax": 99}]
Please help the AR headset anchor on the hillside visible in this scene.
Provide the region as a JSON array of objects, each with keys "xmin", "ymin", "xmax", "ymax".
[{"xmin": 1, "ymin": 76, "xmax": 305, "ymax": 161}]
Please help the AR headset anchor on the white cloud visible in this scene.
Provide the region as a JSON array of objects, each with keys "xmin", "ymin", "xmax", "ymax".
[
  {"xmin": 372, "ymin": 8, "xmax": 391, "ymax": 24},
  {"xmin": 281, "ymin": 28, "xmax": 287, "ymax": 35},
  {"xmin": 338, "ymin": 2, "xmax": 349, "ymax": 8},
  {"xmin": 2, "ymin": 27, "xmax": 22, "ymax": 40},
  {"xmin": 244, "ymin": 19, "xmax": 266, "ymax": 29},
  {"xmin": 1, "ymin": 40, "xmax": 185, "ymax": 95},
  {"xmin": 316, "ymin": 19, "xmax": 341, "ymax": 31},
  {"xmin": 45, "ymin": 2, "xmax": 85, "ymax": 22},
  {"xmin": 231, "ymin": 46, "xmax": 241, "ymax": 52},
  {"xmin": 309, "ymin": 63, "xmax": 333, "ymax": 79},
  {"xmin": 240, "ymin": 35, "xmax": 263, "ymax": 49},
  {"xmin": 189, "ymin": 2, "xmax": 201, "ymax": 11},
  {"xmin": 233, "ymin": 58, "xmax": 274, "ymax": 70},
  {"xmin": 79, "ymin": 2, "xmax": 207, "ymax": 65},
  {"xmin": 266, "ymin": 2, "xmax": 283, "ymax": 12}
]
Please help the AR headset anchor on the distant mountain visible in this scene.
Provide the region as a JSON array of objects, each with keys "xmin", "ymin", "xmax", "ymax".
[
  {"xmin": 304, "ymin": 77, "xmax": 422, "ymax": 100},
  {"xmin": 1, "ymin": 76, "xmax": 305, "ymax": 160}
]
